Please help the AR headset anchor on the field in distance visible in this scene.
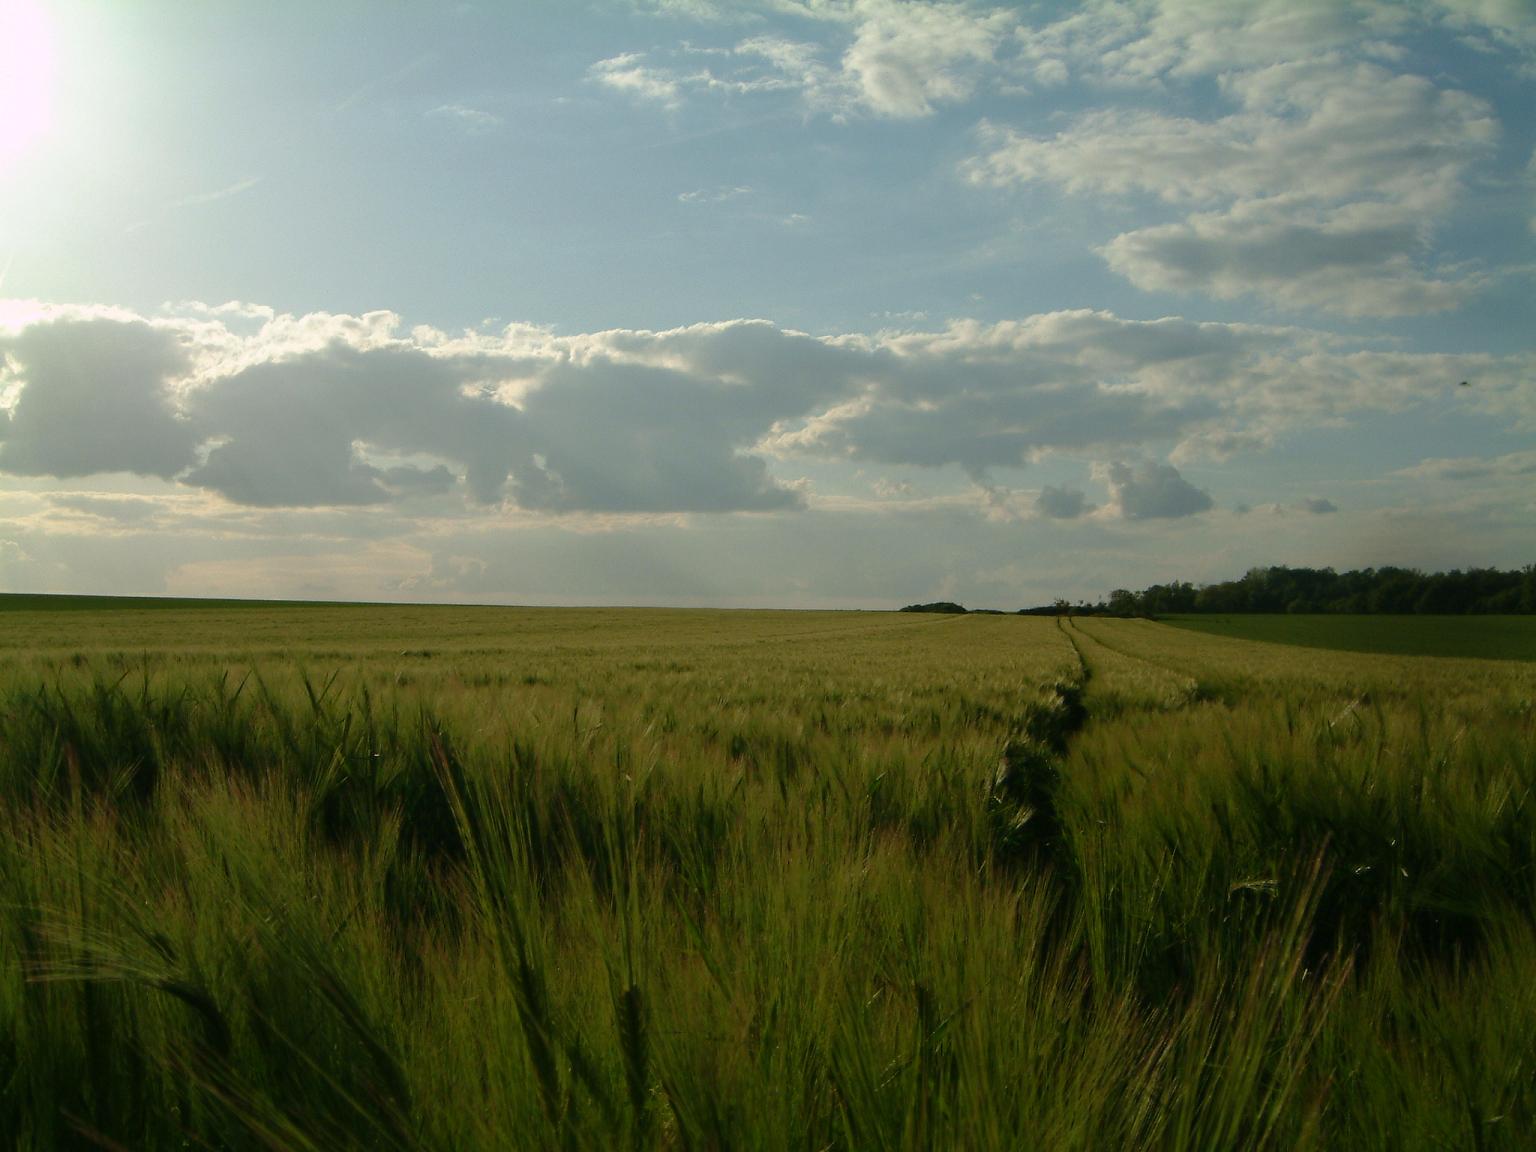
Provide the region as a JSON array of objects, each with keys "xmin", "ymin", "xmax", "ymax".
[
  {"xmin": 2, "ymin": 598, "xmax": 1534, "ymax": 1149},
  {"xmin": 1161, "ymin": 611, "xmax": 1536, "ymax": 661}
]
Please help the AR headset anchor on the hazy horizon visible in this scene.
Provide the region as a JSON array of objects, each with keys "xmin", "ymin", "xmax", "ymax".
[{"xmin": 2, "ymin": 0, "xmax": 1533, "ymax": 609}]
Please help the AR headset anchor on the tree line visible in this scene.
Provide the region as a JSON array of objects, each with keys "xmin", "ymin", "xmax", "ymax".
[
  {"xmin": 1092, "ymin": 564, "xmax": 1536, "ymax": 616},
  {"xmin": 905, "ymin": 564, "xmax": 1536, "ymax": 617}
]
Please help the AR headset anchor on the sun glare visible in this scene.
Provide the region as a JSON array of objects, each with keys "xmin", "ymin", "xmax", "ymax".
[{"xmin": 0, "ymin": 0, "xmax": 55, "ymax": 167}]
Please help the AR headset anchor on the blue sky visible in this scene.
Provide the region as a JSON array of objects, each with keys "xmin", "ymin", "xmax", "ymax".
[{"xmin": 0, "ymin": 0, "xmax": 1532, "ymax": 607}]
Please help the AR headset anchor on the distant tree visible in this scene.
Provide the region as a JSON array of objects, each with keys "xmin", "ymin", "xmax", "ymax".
[
  {"xmin": 1067, "ymin": 563, "xmax": 1534, "ymax": 618},
  {"xmin": 1106, "ymin": 589, "xmax": 1139, "ymax": 616},
  {"xmin": 1368, "ymin": 569, "xmax": 1422, "ymax": 614}
]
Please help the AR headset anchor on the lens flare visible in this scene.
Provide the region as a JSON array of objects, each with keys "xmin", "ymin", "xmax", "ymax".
[{"xmin": 0, "ymin": 0, "xmax": 55, "ymax": 168}]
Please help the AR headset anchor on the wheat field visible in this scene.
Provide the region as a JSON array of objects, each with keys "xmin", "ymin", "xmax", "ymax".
[{"xmin": 1, "ymin": 603, "xmax": 1533, "ymax": 1149}]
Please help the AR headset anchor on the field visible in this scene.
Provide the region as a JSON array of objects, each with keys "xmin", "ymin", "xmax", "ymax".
[
  {"xmin": 2, "ymin": 603, "xmax": 1534, "ymax": 1150},
  {"xmin": 1162, "ymin": 612, "xmax": 1536, "ymax": 662}
]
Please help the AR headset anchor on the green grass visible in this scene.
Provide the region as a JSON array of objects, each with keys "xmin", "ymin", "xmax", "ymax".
[
  {"xmin": 0, "ymin": 592, "xmax": 376, "ymax": 612},
  {"xmin": 1160, "ymin": 613, "xmax": 1536, "ymax": 661},
  {"xmin": 1, "ymin": 603, "xmax": 1534, "ymax": 1148}
]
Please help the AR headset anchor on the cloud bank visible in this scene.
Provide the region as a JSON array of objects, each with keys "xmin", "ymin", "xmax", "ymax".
[{"xmin": 2, "ymin": 301, "xmax": 1530, "ymax": 518}]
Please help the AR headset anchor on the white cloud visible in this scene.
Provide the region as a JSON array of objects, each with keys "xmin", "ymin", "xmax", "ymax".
[
  {"xmin": 610, "ymin": 0, "xmax": 1536, "ymax": 131},
  {"xmin": 969, "ymin": 56, "xmax": 1498, "ymax": 316},
  {"xmin": 594, "ymin": 0, "xmax": 1020, "ymax": 119},
  {"xmin": 970, "ymin": 60, "xmax": 1494, "ymax": 213},
  {"xmin": 1010, "ymin": 1, "xmax": 1533, "ymax": 88},
  {"xmin": 730, "ymin": 35, "xmax": 844, "ymax": 104},
  {"xmin": 838, "ymin": 0, "xmax": 1015, "ymax": 117},
  {"xmin": 631, "ymin": 0, "xmax": 740, "ymax": 20},
  {"xmin": 588, "ymin": 53, "xmax": 684, "ymax": 106},
  {"xmin": 678, "ymin": 184, "xmax": 753, "ymax": 202},
  {"xmin": 1427, "ymin": 0, "xmax": 1536, "ymax": 75},
  {"xmin": 428, "ymin": 103, "xmax": 503, "ymax": 131},
  {"xmin": 1032, "ymin": 57, "xmax": 1068, "ymax": 86},
  {"xmin": 1089, "ymin": 1, "xmax": 1415, "ymax": 83}
]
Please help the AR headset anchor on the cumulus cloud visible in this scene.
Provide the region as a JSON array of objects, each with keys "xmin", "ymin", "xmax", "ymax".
[
  {"xmin": 1035, "ymin": 484, "xmax": 1092, "ymax": 519},
  {"xmin": 1097, "ymin": 460, "xmax": 1213, "ymax": 520},
  {"xmin": 1301, "ymin": 496, "xmax": 1338, "ymax": 514},
  {"xmin": 1100, "ymin": 203, "xmax": 1476, "ymax": 318},
  {"xmin": 183, "ymin": 342, "xmax": 525, "ymax": 506},
  {"xmin": 0, "ymin": 318, "xmax": 198, "ymax": 479},
  {"xmin": 969, "ymin": 55, "xmax": 1498, "ymax": 316},
  {"xmin": 0, "ymin": 308, "xmax": 855, "ymax": 514},
  {"xmin": 764, "ymin": 310, "xmax": 1293, "ymax": 475},
  {"xmin": 504, "ymin": 354, "xmax": 815, "ymax": 513},
  {"xmin": 838, "ymin": 0, "xmax": 1016, "ymax": 117},
  {"xmin": 2, "ymin": 302, "xmax": 1532, "ymax": 517}
]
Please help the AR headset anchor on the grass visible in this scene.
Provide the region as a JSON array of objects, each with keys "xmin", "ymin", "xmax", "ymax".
[
  {"xmin": 1161, "ymin": 613, "xmax": 1536, "ymax": 661},
  {"xmin": 0, "ymin": 592, "xmax": 372, "ymax": 613},
  {"xmin": 1, "ymin": 602, "xmax": 1534, "ymax": 1148}
]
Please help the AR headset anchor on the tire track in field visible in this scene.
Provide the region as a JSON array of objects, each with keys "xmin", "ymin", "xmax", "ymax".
[
  {"xmin": 1065, "ymin": 616, "xmax": 1209, "ymax": 712},
  {"xmin": 1056, "ymin": 614, "xmax": 1090, "ymax": 679},
  {"xmin": 986, "ymin": 618, "xmax": 1091, "ymax": 878}
]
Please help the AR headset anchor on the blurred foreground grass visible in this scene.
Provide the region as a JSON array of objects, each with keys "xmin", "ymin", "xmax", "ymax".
[{"xmin": 1, "ymin": 604, "xmax": 1534, "ymax": 1149}]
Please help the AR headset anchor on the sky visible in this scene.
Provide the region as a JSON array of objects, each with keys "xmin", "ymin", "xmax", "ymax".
[{"xmin": 0, "ymin": 0, "xmax": 1532, "ymax": 609}]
